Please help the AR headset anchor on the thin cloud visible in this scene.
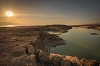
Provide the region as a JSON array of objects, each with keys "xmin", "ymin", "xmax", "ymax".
[{"xmin": 15, "ymin": 13, "xmax": 71, "ymax": 18}]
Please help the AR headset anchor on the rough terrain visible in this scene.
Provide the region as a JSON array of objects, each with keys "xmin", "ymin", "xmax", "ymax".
[{"xmin": 0, "ymin": 25, "xmax": 99, "ymax": 66}]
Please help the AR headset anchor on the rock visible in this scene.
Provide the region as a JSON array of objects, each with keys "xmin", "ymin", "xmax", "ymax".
[
  {"xmin": 38, "ymin": 50, "xmax": 51, "ymax": 66},
  {"xmin": 27, "ymin": 45, "xmax": 35, "ymax": 54},
  {"xmin": 10, "ymin": 46, "xmax": 26, "ymax": 57},
  {"xmin": 49, "ymin": 53, "xmax": 62, "ymax": 59},
  {"xmin": 34, "ymin": 33, "xmax": 50, "ymax": 53},
  {"xmin": 0, "ymin": 54, "xmax": 14, "ymax": 66},
  {"xmin": 0, "ymin": 26, "xmax": 99, "ymax": 66},
  {"xmin": 51, "ymin": 55, "xmax": 62, "ymax": 66},
  {"xmin": 35, "ymin": 49, "xmax": 45, "ymax": 56},
  {"xmin": 35, "ymin": 49, "xmax": 50, "ymax": 66},
  {"xmin": 25, "ymin": 54, "xmax": 37, "ymax": 66},
  {"xmin": 91, "ymin": 33, "xmax": 98, "ymax": 35},
  {"xmin": 19, "ymin": 42, "xmax": 31, "ymax": 48},
  {"xmin": 39, "ymin": 49, "xmax": 45, "ymax": 56},
  {"xmin": 35, "ymin": 49, "xmax": 45, "ymax": 63},
  {"xmin": 61, "ymin": 59, "xmax": 71, "ymax": 66},
  {"xmin": 11, "ymin": 54, "xmax": 28, "ymax": 66},
  {"xmin": 65, "ymin": 56, "xmax": 82, "ymax": 66},
  {"xmin": 35, "ymin": 49, "xmax": 43, "ymax": 63},
  {"xmin": 11, "ymin": 54, "xmax": 38, "ymax": 66},
  {"xmin": 80, "ymin": 58, "xmax": 99, "ymax": 66}
]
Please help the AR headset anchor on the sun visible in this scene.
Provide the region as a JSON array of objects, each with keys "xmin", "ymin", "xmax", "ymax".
[{"xmin": 6, "ymin": 11, "xmax": 14, "ymax": 17}]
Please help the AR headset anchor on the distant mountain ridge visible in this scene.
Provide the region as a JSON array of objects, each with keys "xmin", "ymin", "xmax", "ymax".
[{"xmin": 0, "ymin": 22, "xmax": 17, "ymax": 26}]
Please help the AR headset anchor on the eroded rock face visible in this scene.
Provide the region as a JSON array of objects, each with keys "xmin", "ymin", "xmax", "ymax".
[
  {"xmin": 25, "ymin": 54, "xmax": 37, "ymax": 66},
  {"xmin": 51, "ymin": 55, "xmax": 62, "ymax": 66},
  {"xmin": 0, "ymin": 26, "xmax": 99, "ymax": 66},
  {"xmin": 11, "ymin": 54, "xmax": 37, "ymax": 66},
  {"xmin": 61, "ymin": 59, "xmax": 71, "ymax": 66},
  {"xmin": 0, "ymin": 54, "xmax": 14, "ymax": 66},
  {"xmin": 50, "ymin": 53, "xmax": 100, "ymax": 66},
  {"xmin": 27, "ymin": 45, "xmax": 35, "ymax": 54},
  {"xmin": 64, "ymin": 56, "xmax": 82, "ymax": 66},
  {"xmin": 35, "ymin": 49, "xmax": 51, "ymax": 66},
  {"xmin": 0, "ymin": 48, "xmax": 100, "ymax": 66},
  {"xmin": 11, "ymin": 54, "xmax": 28, "ymax": 66},
  {"xmin": 34, "ymin": 32, "xmax": 66, "ymax": 54},
  {"xmin": 19, "ymin": 42, "xmax": 31, "ymax": 48},
  {"xmin": 80, "ymin": 58, "xmax": 100, "ymax": 66},
  {"xmin": 9, "ymin": 46, "xmax": 26, "ymax": 57}
]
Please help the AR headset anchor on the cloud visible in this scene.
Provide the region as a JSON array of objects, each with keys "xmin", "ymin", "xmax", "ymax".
[{"xmin": 15, "ymin": 13, "xmax": 71, "ymax": 18}]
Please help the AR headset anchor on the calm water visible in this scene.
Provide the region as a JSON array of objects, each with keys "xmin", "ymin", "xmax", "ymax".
[{"xmin": 50, "ymin": 28, "xmax": 100, "ymax": 61}]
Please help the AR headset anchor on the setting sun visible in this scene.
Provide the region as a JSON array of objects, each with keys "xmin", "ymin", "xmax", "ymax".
[{"xmin": 6, "ymin": 11, "xmax": 14, "ymax": 17}]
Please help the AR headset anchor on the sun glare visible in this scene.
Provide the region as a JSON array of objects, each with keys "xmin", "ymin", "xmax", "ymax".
[{"xmin": 6, "ymin": 11, "xmax": 14, "ymax": 17}]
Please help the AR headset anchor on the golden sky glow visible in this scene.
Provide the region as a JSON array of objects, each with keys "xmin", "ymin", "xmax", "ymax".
[{"xmin": 0, "ymin": 0, "xmax": 100, "ymax": 25}]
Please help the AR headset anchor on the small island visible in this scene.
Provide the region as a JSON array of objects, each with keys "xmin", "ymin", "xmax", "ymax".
[{"xmin": 91, "ymin": 33, "xmax": 99, "ymax": 35}]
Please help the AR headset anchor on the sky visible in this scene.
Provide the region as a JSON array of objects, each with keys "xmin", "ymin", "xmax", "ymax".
[{"xmin": 0, "ymin": 0, "xmax": 100, "ymax": 25}]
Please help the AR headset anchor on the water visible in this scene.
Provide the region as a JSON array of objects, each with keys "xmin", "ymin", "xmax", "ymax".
[
  {"xmin": 0, "ymin": 25, "xmax": 17, "ymax": 27},
  {"xmin": 50, "ymin": 27, "xmax": 100, "ymax": 61}
]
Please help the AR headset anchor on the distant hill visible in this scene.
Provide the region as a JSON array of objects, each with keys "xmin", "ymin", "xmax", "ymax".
[
  {"xmin": 0, "ymin": 22, "xmax": 17, "ymax": 26},
  {"xmin": 71, "ymin": 23, "xmax": 100, "ymax": 27}
]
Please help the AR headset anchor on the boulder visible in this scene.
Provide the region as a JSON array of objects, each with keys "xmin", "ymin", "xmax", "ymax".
[
  {"xmin": 27, "ymin": 45, "xmax": 35, "ymax": 54},
  {"xmin": 35, "ymin": 49, "xmax": 50, "ymax": 66},
  {"xmin": 11, "ymin": 54, "xmax": 28, "ymax": 66},
  {"xmin": 65, "ymin": 56, "xmax": 82, "ymax": 66},
  {"xmin": 80, "ymin": 58, "xmax": 99, "ymax": 66},
  {"xmin": 35, "ymin": 49, "xmax": 45, "ymax": 62},
  {"xmin": 0, "ymin": 54, "xmax": 14, "ymax": 66},
  {"xmin": 39, "ymin": 49, "xmax": 45, "ymax": 56},
  {"xmin": 25, "ymin": 54, "xmax": 37, "ymax": 66},
  {"xmin": 19, "ymin": 42, "xmax": 31, "ymax": 48},
  {"xmin": 61, "ymin": 59, "xmax": 71, "ymax": 66},
  {"xmin": 51, "ymin": 55, "xmax": 62, "ymax": 66},
  {"xmin": 10, "ymin": 46, "xmax": 26, "ymax": 57}
]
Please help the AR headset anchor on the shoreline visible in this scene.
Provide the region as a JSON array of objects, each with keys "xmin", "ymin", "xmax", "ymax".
[{"xmin": 0, "ymin": 25, "xmax": 100, "ymax": 66}]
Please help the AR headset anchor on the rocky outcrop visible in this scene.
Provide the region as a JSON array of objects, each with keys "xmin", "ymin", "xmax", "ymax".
[
  {"xmin": 91, "ymin": 33, "xmax": 99, "ymax": 35},
  {"xmin": 11, "ymin": 54, "xmax": 28, "ymax": 66},
  {"xmin": 61, "ymin": 59, "xmax": 72, "ymax": 66},
  {"xmin": 50, "ymin": 53, "xmax": 100, "ymax": 66},
  {"xmin": 80, "ymin": 58, "xmax": 100, "ymax": 66},
  {"xmin": 0, "ymin": 26, "xmax": 99, "ymax": 66},
  {"xmin": 24, "ymin": 54, "xmax": 37, "ymax": 66},
  {"xmin": 51, "ymin": 55, "xmax": 62, "ymax": 66},
  {"xmin": 10, "ymin": 54, "xmax": 37, "ymax": 66},
  {"xmin": 9, "ymin": 46, "xmax": 26, "ymax": 57},
  {"xmin": 34, "ymin": 32, "xmax": 66, "ymax": 53},
  {"xmin": 0, "ymin": 47, "xmax": 100, "ymax": 66},
  {"xmin": 27, "ymin": 45, "xmax": 35, "ymax": 54},
  {"xmin": 45, "ymin": 24, "xmax": 72, "ymax": 33}
]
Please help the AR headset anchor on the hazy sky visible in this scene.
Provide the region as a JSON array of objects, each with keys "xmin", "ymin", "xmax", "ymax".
[{"xmin": 0, "ymin": 0, "xmax": 100, "ymax": 25}]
